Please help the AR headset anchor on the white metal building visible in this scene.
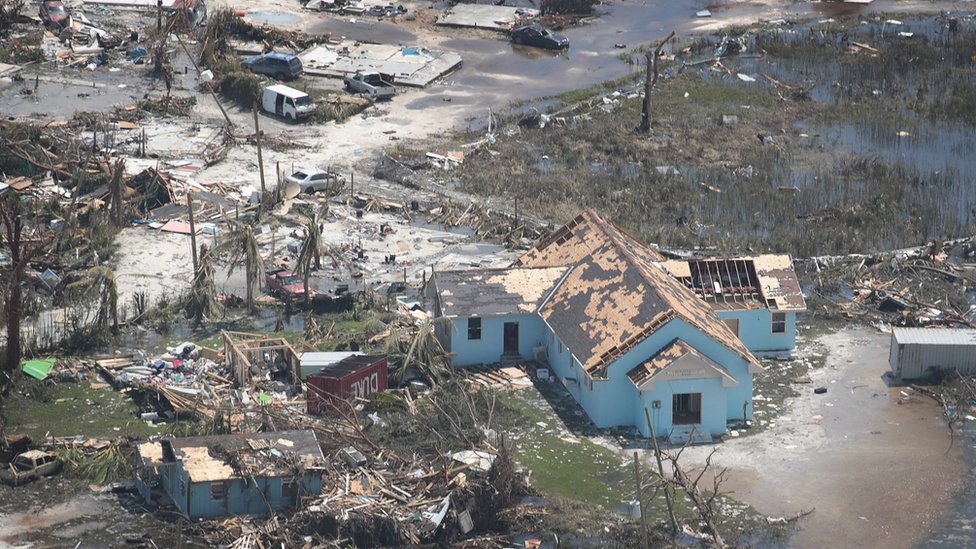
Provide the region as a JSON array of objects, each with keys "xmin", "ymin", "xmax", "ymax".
[{"xmin": 889, "ymin": 328, "xmax": 976, "ymax": 380}]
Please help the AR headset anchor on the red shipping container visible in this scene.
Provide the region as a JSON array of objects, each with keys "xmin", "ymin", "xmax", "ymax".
[{"xmin": 306, "ymin": 355, "xmax": 388, "ymax": 415}]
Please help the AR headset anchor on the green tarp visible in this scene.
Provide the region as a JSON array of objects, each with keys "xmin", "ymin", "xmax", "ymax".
[
  {"xmin": 21, "ymin": 358, "xmax": 57, "ymax": 380},
  {"xmin": 257, "ymin": 392, "xmax": 272, "ymax": 405}
]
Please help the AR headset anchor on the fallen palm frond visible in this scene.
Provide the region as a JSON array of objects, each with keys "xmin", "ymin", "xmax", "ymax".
[
  {"xmin": 386, "ymin": 318, "xmax": 454, "ymax": 386},
  {"xmin": 55, "ymin": 445, "xmax": 132, "ymax": 484}
]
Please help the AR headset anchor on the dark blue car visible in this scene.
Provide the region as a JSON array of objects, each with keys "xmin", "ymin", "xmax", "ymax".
[
  {"xmin": 241, "ymin": 52, "xmax": 304, "ymax": 81},
  {"xmin": 511, "ymin": 23, "xmax": 569, "ymax": 50}
]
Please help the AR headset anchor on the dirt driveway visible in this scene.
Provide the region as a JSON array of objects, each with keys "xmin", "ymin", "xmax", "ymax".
[{"xmin": 681, "ymin": 327, "xmax": 964, "ymax": 548}]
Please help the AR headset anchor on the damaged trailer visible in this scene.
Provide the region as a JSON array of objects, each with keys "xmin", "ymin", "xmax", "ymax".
[{"xmin": 889, "ymin": 328, "xmax": 976, "ymax": 381}]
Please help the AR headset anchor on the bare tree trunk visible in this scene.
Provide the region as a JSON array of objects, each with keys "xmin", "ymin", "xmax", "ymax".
[{"xmin": 638, "ymin": 31, "xmax": 676, "ymax": 133}]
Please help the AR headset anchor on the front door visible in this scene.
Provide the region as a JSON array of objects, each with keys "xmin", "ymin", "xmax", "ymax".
[
  {"xmin": 503, "ymin": 322, "xmax": 519, "ymax": 353},
  {"xmin": 672, "ymin": 393, "xmax": 702, "ymax": 425}
]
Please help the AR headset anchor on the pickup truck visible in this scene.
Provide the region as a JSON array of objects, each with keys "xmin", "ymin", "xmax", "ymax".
[
  {"xmin": 344, "ymin": 71, "xmax": 396, "ymax": 100},
  {"xmin": 1, "ymin": 450, "xmax": 61, "ymax": 486},
  {"xmin": 266, "ymin": 268, "xmax": 306, "ymax": 299}
]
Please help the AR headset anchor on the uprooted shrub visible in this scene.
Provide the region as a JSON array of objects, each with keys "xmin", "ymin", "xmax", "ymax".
[{"xmin": 213, "ymin": 69, "xmax": 265, "ymax": 107}]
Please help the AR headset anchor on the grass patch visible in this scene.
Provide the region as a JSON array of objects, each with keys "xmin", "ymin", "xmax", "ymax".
[
  {"xmin": 497, "ymin": 390, "xmax": 628, "ymax": 509},
  {"xmin": 2, "ymin": 378, "xmax": 162, "ymax": 440}
]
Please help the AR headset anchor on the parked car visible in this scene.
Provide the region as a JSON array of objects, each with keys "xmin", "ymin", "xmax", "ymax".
[
  {"xmin": 0, "ymin": 450, "xmax": 61, "ymax": 486},
  {"xmin": 39, "ymin": 0, "xmax": 69, "ymax": 29},
  {"xmin": 261, "ymin": 85, "xmax": 316, "ymax": 122},
  {"xmin": 241, "ymin": 52, "xmax": 304, "ymax": 81},
  {"xmin": 266, "ymin": 269, "xmax": 305, "ymax": 298},
  {"xmin": 511, "ymin": 23, "xmax": 569, "ymax": 50},
  {"xmin": 285, "ymin": 168, "xmax": 346, "ymax": 195},
  {"xmin": 344, "ymin": 71, "xmax": 396, "ymax": 100}
]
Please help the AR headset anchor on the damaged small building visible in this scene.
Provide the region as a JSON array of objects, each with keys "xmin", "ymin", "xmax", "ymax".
[
  {"xmin": 428, "ymin": 210, "xmax": 804, "ymax": 441},
  {"xmin": 134, "ymin": 430, "xmax": 324, "ymax": 519}
]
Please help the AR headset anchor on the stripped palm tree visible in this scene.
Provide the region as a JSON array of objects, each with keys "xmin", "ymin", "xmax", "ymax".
[
  {"xmin": 184, "ymin": 243, "xmax": 218, "ymax": 325},
  {"xmin": 386, "ymin": 318, "xmax": 454, "ymax": 386},
  {"xmin": 66, "ymin": 265, "xmax": 119, "ymax": 335},
  {"xmin": 107, "ymin": 158, "xmax": 128, "ymax": 227},
  {"xmin": 218, "ymin": 218, "xmax": 263, "ymax": 312},
  {"xmin": 294, "ymin": 207, "xmax": 324, "ymax": 304}
]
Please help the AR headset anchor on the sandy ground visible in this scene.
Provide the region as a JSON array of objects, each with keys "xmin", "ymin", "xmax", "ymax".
[{"xmin": 678, "ymin": 327, "xmax": 964, "ymax": 548}]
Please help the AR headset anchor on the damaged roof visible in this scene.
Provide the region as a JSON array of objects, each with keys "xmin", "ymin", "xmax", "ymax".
[
  {"xmin": 516, "ymin": 210, "xmax": 759, "ymax": 378},
  {"xmin": 659, "ymin": 254, "xmax": 806, "ymax": 312},
  {"xmin": 433, "ymin": 266, "xmax": 569, "ymax": 318},
  {"xmin": 150, "ymin": 430, "xmax": 324, "ymax": 482},
  {"xmin": 627, "ymin": 339, "xmax": 738, "ymax": 388}
]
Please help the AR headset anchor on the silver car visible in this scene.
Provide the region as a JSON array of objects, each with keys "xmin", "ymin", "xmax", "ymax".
[{"xmin": 284, "ymin": 168, "xmax": 347, "ymax": 195}]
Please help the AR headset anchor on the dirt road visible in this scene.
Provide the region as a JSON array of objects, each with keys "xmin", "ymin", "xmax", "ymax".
[{"xmin": 682, "ymin": 327, "xmax": 964, "ymax": 548}]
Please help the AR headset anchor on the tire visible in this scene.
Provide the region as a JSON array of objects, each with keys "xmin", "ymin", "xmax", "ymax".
[
  {"xmin": 304, "ymin": 187, "xmax": 315, "ymax": 195},
  {"xmin": 513, "ymin": 36, "xmax": 522, "ymax": 45},
  {"xmin": 275, "ymin": 72, "xmax": 287, "ymax": 81},
  {"xmin": 286, "ymin": 112, "xmax": 294, "ymax": 122}
]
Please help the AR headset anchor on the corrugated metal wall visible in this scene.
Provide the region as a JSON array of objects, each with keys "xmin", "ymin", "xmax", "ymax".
[{"xmin": 890, "ymin": 336, "xmax": 976, "ymax": 379}]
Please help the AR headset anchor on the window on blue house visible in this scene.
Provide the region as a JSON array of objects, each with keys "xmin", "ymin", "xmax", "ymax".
[
  {"xmin": 467, "ymin": 317, "xmax": 482, "ymax": 340},
  {"xmin": 771, "ymin": 312, "xmax": 786, "ymax": 334},
  {"xmin": 282, "ymin": 478, "xmax": 300, "ymax": 499},
  {"xmin": 210, "ymin": 481, "xmax": 227, "ymax": 500}
]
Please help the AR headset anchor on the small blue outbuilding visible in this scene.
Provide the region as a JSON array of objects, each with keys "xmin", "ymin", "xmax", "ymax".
[
  {"xmin": 429, "ymin": 210, "xmax": 805, "ymax": 442},
  {"xmin": 134, "ymin": 430, "xmax": 325, "ymax": 519}
]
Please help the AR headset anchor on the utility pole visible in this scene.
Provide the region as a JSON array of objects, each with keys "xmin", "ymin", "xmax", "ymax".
[
  {"xmin": 253, "ymin": 103, "xmax": 266, "ymax": 195},
  {"xmin": 187, "ymin": 192, "xmax": 198, "ymax": 272},
  {"xmin": 645, "ymin": 407, "xmax": 678, "ymax": 536},
  {"xmin": 156, "ymin": 0, "xmax": 162, "ymax": 33},
  {"xmin": 633, "ymin": 452, "xmax": 649, "ymax": 549}
]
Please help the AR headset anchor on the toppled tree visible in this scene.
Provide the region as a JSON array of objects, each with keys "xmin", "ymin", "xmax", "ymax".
[
  {"xmin": 637, "ymin": 31, "xmax": 676, "ymax": 133},
  {"xmin": 386, "ymin": 318, "xmax": 454, "ymax": 386}
]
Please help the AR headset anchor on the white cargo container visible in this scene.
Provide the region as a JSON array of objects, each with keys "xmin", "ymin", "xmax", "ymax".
[{"xmin": 889, "ymin": 328, "xmax": 976, "ymax": 380}]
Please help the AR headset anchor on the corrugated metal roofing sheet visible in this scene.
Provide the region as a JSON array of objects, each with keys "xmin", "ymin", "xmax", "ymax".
[{"xmin": 892, "ymin": 328, "xmax": 976, "ymax": 345}]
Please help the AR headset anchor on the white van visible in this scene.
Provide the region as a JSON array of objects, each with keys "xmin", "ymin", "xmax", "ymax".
[{"xmin": 262, "ymin": 85, "xmax": 316, "ymax": 122}]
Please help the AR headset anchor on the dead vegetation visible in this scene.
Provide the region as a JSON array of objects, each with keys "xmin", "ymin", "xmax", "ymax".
[{"xmin": 420, "ymin": 17, "xmax": 976, "ymax": 259}]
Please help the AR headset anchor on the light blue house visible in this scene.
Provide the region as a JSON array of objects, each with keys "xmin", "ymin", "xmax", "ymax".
[
  {"xmin": 134, "ymin": 430, "xmax": 325, "ymax": 519},
  {"xmin": 430, "ymin": 211, "xmax": 803, "ymax": 442}
]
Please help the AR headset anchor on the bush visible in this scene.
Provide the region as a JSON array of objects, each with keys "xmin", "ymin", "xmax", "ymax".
[{"xmin": 214, "ymin": 70, "xmax": 265, "ymax": 107}]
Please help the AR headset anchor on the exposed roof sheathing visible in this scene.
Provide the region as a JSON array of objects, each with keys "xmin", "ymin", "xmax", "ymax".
[
  {"xmin": 434, "ymin": 267, "xmax": 569, "ymax": 317},
  {"xmin": 165, "ymin": 430, "xmax": 323, "ymax": 483},
  {"xmin": 517, "ymin": 211, "xmax": 758, "ymax": 378}
]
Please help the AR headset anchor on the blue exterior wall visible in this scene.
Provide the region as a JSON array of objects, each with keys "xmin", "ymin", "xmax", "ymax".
[
  {"xmin": 448, "ymin": 314, "xmax": 546, "ymax": 366},
  {"xmin": 161, "ymin": 460, "xmax": 322, "ymax": 519},
  {"xmin": 186, "ymin": 475, "xmax": 322, "ymax": 519},
  {"xmin": 541, "ymin": 317, "xmax": 754, "ymax": 437},
  {"xmin": 717, "ymin": 309, "xmax": 797, "ymax": 354}
]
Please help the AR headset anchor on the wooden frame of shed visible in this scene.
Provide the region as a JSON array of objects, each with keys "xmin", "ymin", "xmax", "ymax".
[{"xmin": 222, "ymin": 331, "xmax": 301, "ymax": 385}]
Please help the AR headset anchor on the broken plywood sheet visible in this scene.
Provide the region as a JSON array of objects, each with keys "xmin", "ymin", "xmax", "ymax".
[
  {"xmin": 159, "ymin": 219, "xmax": 195, "ymax": 235},
  {"xmin": 437, "ymin": 4, "xmax": 519, "ymax": 31},
  {"xmin": 0, "ymin": 63, "xmax": 23, "ymax": 79}
]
